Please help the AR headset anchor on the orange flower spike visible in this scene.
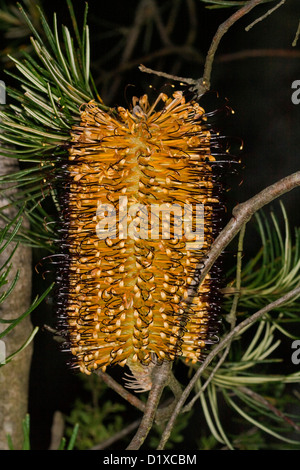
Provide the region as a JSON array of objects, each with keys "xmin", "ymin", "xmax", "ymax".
[{"xmin": 59, "ymin": 90, "xmax": 224, "ymax": 382}]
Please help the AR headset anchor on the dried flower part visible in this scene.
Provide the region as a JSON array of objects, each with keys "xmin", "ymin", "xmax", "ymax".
[{"xmin": 58, "ymin": 90, "xmax": 223, "ymax": 374}]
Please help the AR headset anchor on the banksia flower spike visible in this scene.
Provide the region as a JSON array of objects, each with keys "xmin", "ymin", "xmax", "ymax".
[
  {"xmin": 0, "ymin": 4, "xmax": 235, "ymax": 389},
  {"xmin": 60, "ymin": 91, "xmax": 225, "ymax": 376}
]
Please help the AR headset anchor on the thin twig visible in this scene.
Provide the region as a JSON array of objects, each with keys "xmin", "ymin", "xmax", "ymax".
[
  {"xmin": 245, "ymin": 0, "xmax": 286, "ymax": 31},
  {"xmin": 157, "ymin": 284, "xmax": 300, "ymax": 450},
  {"xmin": 90, "ymin": 419, "xmax": 141, "ymax": 450},
  {"xmin": 96, "ymin": 366, "xmax": 181, "ymax": 426},
  {"xmin": 202, "ymin": 0, "xmax": 266, "ymax": 90},
  {"xmin": 292, "ymin": 20, "xmax": 300, "ymax": 47},
  {"xmin": 139, "ymin": 64, "xmax": 197, "ymax": 86},
  {"xmin": 96, "ymin": 370, "xmax": 146, "ymax": 413}
]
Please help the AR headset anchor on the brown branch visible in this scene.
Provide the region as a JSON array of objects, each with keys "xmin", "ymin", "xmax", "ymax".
[
  {"xmin": 202, "ymin": 0, "xmax": 266, "ymax": 91},
  {"xmin": 138, "ymin": 63, "xmax": 197, "ymax": 86},
  {"xmin": 137, "ymin": 46, "xmax": 300, "ymax": 89},
  {"xmin": 126, "ymin": 360, "xmax": 172, "ymax": 450},
  {"xmin": 96, "ymin": 364, "xmax": 182, "ymax": 430},
  {"xmin": 157, "ymin": 284, "xmax": 300, "ymax": 450},
  {"xmin": 90, "ymin": 419, "xmax": 141, "ymax": 450},
  {"xmin": 185, "ymin": 171, "xmax": 300, "ymax": 310},
  {"xmin": 139, "ymin": 0, "xmax": 268, "ymax": 97},
  {"xmin": 96, "ymin": 370, "xmax": 146, "ymax": 413},
  {"xmin": 245, "ymin": 0, "xmax": 286, "ymax": 31}
]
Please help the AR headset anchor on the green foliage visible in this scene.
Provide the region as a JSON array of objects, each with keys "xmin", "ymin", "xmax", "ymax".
[
  {"xmin": 64, "ymin": 374, "xmax": 193, "ymax": 450},
  {"xmin": 236, "ymin": 203, "xmax": 300, "ymax": 314},
  {"xmin": 6, "ymin": 414, "xmax": 30, "ymax": 450},
  {"xmin": 186, "ymin": 204, "xmax": 300, "ymax": 449},
  {"xmin": 0, "ymin": 0, "xmax": 107, "ymax": 247},
  {"xmin": 65, "ymin": 374, "xmax": 127, "ymax": 450},
  {"xmin": 196, "ymin": 349, "xmax": 300, "ymax": 449},
  {"xmin": 0, "ymin": 0, "xmax": 105, "ymax": 159},
  {"xmin": 0, "ymin": 210, "xmax": 22, "ymax": 301},
  {"xmin": 0, "ymin": 209, "xmax": 54, "ymax": 366},
  {"xmin": 196, "ymin": 433, "xmax": 219, "ymax": 450}
]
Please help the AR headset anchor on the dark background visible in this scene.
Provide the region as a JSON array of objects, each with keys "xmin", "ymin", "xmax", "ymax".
[{"xmin": 1, "ymin": 0, "xmax": 300, "ymax": 449}]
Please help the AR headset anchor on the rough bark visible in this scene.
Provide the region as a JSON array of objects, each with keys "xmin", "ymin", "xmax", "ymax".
[{"xmin": 0, "ymin": 156, "xmax": 33, "ymax": 450}]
